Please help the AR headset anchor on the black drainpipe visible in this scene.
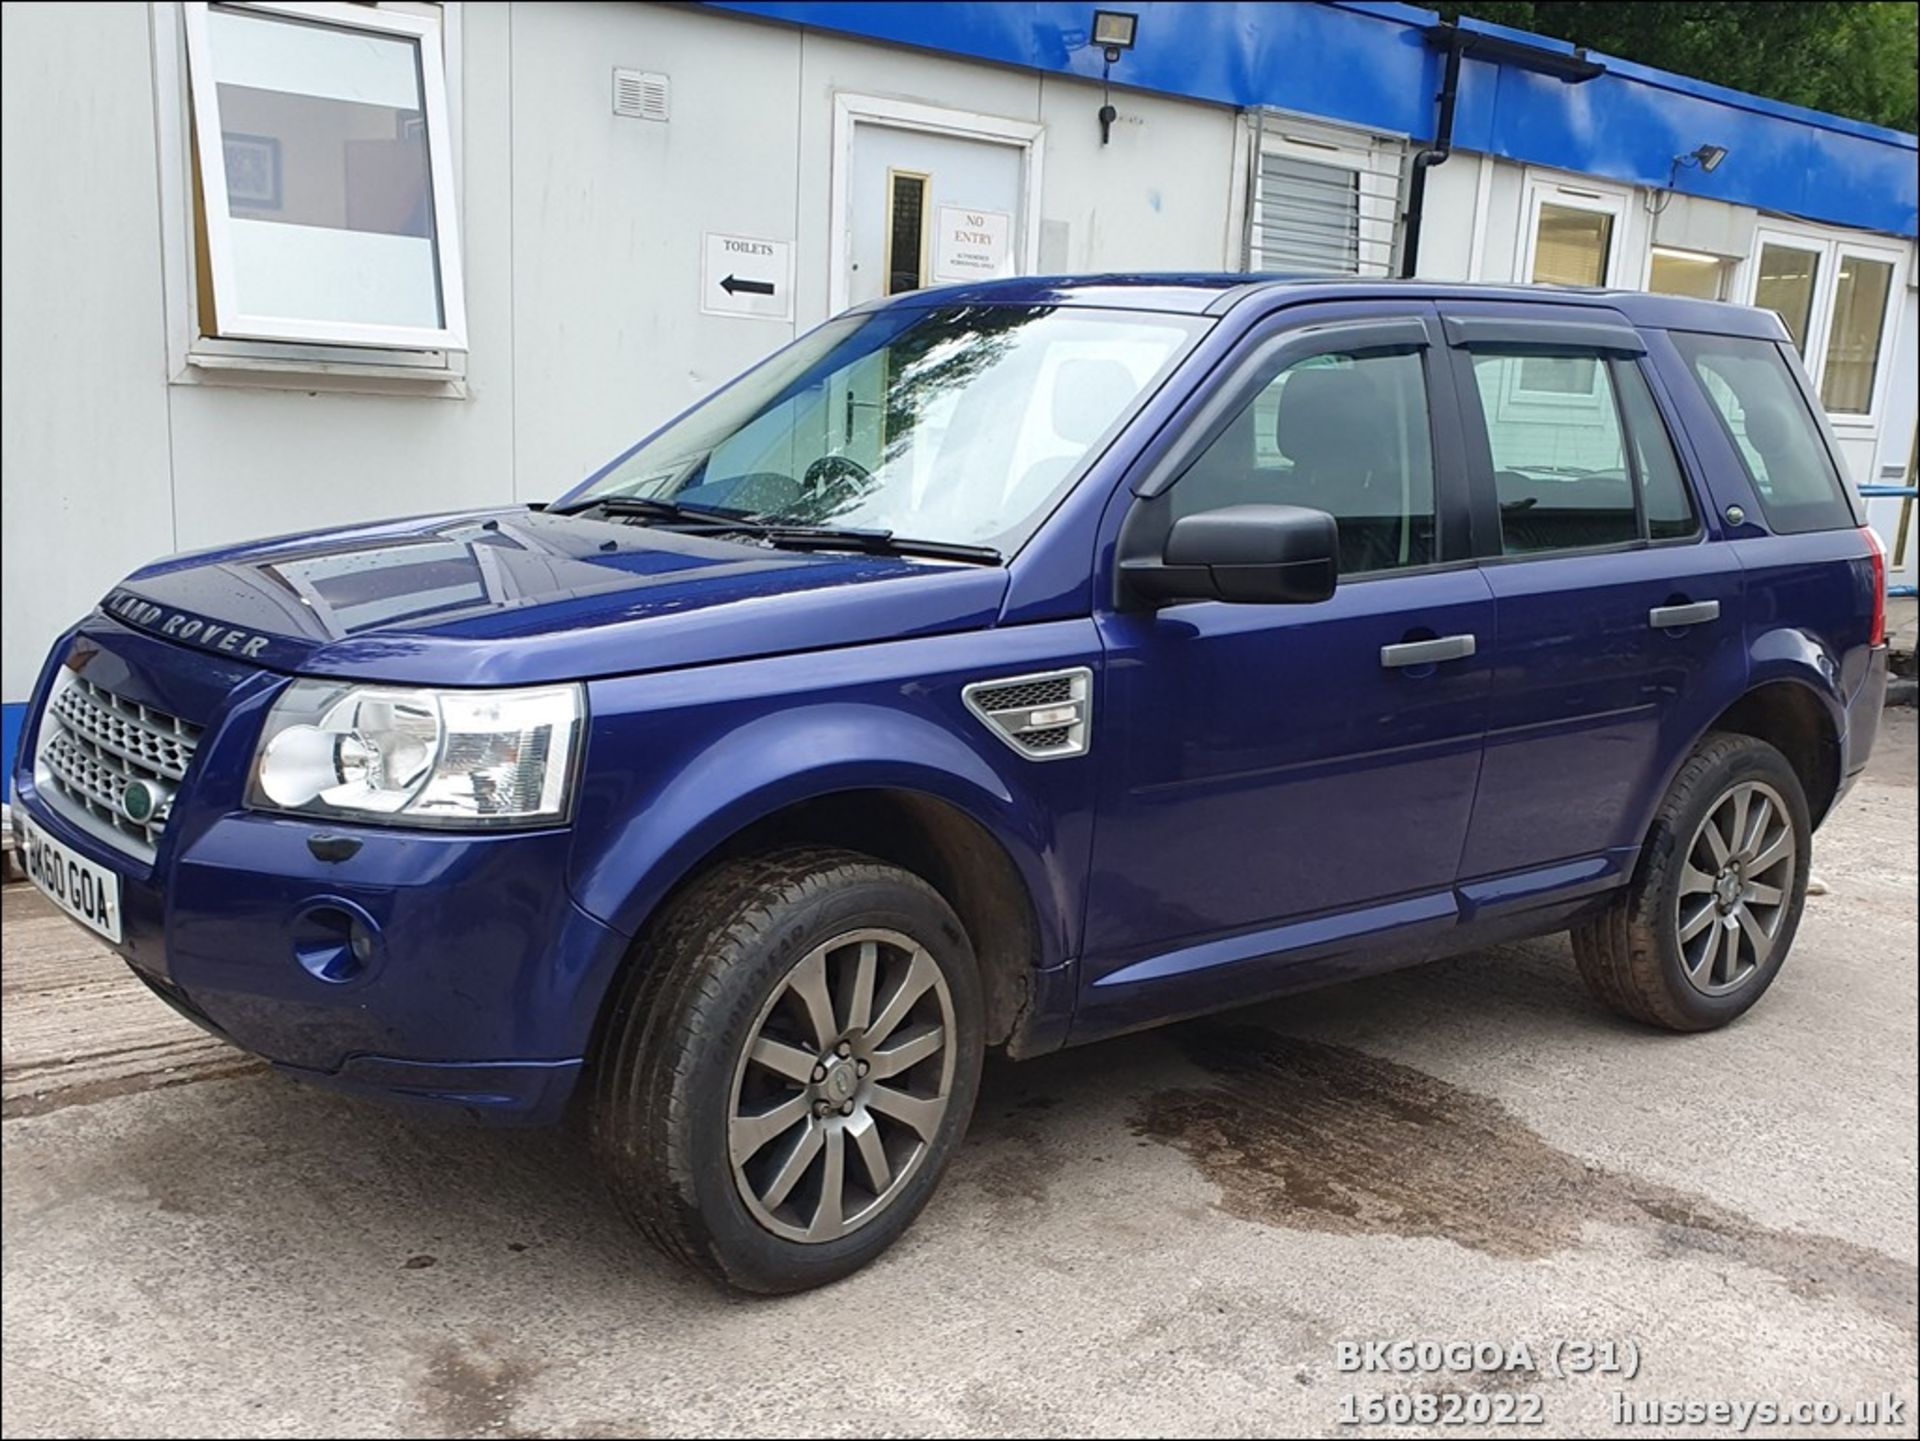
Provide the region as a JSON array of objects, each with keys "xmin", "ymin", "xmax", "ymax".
[
  {"xmin": 1400, "ymin": 24, "xmax": 1466, "ymax": 279},
  {"xmin": 1399, "ymin": 25, "xmax": 1603, "ymax": 277}
]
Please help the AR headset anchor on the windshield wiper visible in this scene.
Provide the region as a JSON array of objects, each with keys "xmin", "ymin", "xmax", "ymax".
[
  {"xmin": 550, "ymin": 497, "xmax": 1000, "ymax": 564},
  {"xmin": 752, "ymin": 525, "xmax": 1002, "ymax": 565},
  {"xmin": 549, "ymin": 495, "xmax": 751, "ymax": 525}
]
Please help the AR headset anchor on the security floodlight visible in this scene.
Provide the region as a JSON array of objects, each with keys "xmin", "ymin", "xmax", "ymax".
[
  {"xmin": 1692, "ymin": 143, "xmax": 1728, "ymax": 173},
  {"xmin": 1092, "ymin": 9, "xmax": 1138, "ymax": 60},
  {"xmin": 1092, "ymin": 10, "xmax": 1140, "ymax": 145}
]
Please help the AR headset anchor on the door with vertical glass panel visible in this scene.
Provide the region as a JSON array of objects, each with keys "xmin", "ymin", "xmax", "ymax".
[{"xmin": 845, "ymin": 126, "xmax": 1024, "ymax": 308}]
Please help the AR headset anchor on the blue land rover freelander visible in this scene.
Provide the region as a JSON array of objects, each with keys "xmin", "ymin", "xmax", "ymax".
[{"xmin": 13, "ymin": 277, "xmax": 1891, "ymax": 1292}]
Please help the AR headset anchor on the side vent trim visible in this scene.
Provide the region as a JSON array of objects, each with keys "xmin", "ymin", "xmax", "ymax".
[{"xmin": 962, "ymin": 667, "xmax": 1094, "ymax": 762}]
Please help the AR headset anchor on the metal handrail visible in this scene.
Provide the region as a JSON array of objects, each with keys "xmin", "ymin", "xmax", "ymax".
[{"xmin": 1859, "ymin": 484, "xmax": 1916, "ymax": 598}]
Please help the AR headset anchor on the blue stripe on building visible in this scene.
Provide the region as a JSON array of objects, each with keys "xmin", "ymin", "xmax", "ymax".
[
  {"xmin": 705, "ymin": 0, "xmax": 1919, "ymax": 237},
  {"xmin": 2, "ymin": 701, "xmax": 24, "ymax": 804}
]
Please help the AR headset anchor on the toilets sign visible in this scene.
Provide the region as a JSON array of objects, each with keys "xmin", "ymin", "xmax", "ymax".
[
  {"xmin": 702, "ymin": 232, "xmax": 794, "ymax": 320},
  {"xmin": 933, "ymin": 206, "xmax": 1013, "ymax": 282}
]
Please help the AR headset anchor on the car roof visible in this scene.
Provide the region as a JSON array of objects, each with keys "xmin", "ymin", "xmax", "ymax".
[{"xmin": 873, "ymin": 272, "xmax": 1786, "ymax": 338}]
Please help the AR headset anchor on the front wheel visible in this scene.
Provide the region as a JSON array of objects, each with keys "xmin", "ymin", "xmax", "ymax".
[
  {"xmin": 1572, "ymin": 732, "xmax": 1812, "ymax": 1031},
  {"xmin": 590, "ymin": 847, "xmax": 984, "ymax": 1293}
]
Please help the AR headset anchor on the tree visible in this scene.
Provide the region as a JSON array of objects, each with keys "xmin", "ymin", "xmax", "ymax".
[{"xmin": 1433, "ymin": 1, "xmax": 1918, "ymax": 132}]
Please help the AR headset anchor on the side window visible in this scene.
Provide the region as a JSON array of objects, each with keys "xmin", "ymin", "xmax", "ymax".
[
  {"xmin": 1614, "ymin": 364, "xmax": 1699, "ymax": 542},
  {"xmin": 1470, "ymin": 352, "xmax": 1636, "ymax": 553},
  {"xmin": 1173, "ymin": 348, "xmax": 1436, "ymax": 575},
  {"xmin": 1466, "ymin": 350, "xmax": 1698, "ymax": 554},
  {"xmin": 1670, "ymin": 332, "xmax": 1857, "ymax": 535}
]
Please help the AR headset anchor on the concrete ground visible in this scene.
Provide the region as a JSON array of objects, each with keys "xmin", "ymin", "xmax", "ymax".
[{"xmin": 3, "ymin": 711, "xmax": 1915, "ymax": 1440}]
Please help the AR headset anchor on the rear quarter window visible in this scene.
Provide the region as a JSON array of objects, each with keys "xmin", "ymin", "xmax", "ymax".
[{"xmin": 1671, "ymin": 331, "xmax": 1858, "ymax": 534}]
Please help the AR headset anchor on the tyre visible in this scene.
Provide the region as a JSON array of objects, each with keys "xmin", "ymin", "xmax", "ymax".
[
  {"xmin": 590, "ymin": 846, "xmax": 984, "ymax": 1293},
  {"xmin": 1572, "ymin": 732, "xmax": 1811, "ymax": 1032}
]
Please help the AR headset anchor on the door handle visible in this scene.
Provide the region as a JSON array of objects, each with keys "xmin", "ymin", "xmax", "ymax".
[
  {"xmin": 1380, "ymin": 634, "xmax": 1477, "ymax": 669},
  {"xmin": 1648, "ymin": 600, "xmax": 1720, "ymax": 629}
]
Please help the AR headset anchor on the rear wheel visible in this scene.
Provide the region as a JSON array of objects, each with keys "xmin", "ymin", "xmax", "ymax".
[
  {"xmin": 591, "ymin": 847, "xmax": 984, "ymax": 1293},
  {"xmin": 1573, "ymin": 733, "xmax": 1811, "ymax": 1031}
]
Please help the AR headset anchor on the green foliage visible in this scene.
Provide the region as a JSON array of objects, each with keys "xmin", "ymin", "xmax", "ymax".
[{"xmin": 1433, "ymin": 1, "xmax": 1918, "ymax": 132}]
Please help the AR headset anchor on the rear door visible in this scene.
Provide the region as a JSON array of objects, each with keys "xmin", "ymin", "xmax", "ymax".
[{"xmin": 1442, "ymin": 305, "xmax": 1746, "ymax": 879}]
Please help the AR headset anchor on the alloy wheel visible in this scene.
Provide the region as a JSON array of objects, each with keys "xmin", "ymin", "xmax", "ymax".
[
  {"xmin": 727, "ymin": 929, "xmax": 956, "ymax": 1243},
  {"xmin": 1675, "ymin": 779, "xmax": 1796, "ymax": 996}
]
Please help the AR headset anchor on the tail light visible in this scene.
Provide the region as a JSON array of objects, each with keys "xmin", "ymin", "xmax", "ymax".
[{"xmin": 1863, "ymin": 525, "xmax": 1887, "ymax": 647}]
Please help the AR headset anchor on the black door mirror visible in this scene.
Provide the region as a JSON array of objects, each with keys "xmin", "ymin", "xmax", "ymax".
[{"xmin": 1123, "ymin": 504, "xmax": 1339, "ymax": 606}]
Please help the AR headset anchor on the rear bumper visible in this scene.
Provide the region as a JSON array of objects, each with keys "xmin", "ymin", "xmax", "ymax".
[{"xmin": 1835, "ymin": 644, "xmax": 1890, "ymax": 807}]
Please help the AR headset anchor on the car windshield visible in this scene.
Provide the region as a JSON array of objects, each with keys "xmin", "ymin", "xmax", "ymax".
[{"xmin": 565, "ymin": 304, "xmax": 1207, "ymax": 553}]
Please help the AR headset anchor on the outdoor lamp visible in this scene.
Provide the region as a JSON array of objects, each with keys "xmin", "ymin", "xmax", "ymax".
[
  {"xmin": 1092, "ymin": 9, "xmax": 1139, "ymax": 144},
  {"xmin": 1092, "ymin": 9, "xmax": 1138, "ymax": 60}
]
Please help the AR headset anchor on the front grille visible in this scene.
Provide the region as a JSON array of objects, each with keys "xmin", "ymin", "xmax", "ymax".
[{"xmin": 35, "ymin": 670, "xmax": 205, "ymax": 860}]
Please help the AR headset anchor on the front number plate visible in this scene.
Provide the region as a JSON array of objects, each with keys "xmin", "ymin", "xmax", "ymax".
[{"xmin": 20, "ymin": 813, "xmax": 123, "ymax": 942}]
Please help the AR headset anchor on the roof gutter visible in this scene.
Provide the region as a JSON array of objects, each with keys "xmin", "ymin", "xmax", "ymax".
[{"xmin": 1400, "ymin": 22, "xmax": 1604, "ymax": 278}]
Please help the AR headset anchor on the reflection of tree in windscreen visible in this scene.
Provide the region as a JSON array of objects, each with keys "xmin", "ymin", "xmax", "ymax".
[{"xmin": 789, "ymin": 305, "xmax": 1050, "ymax": 527}]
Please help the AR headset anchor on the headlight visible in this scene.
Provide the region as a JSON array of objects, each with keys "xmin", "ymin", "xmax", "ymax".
[{"xmin": 250, "ymin": 680, "xmax": 583, "ymax": 828}]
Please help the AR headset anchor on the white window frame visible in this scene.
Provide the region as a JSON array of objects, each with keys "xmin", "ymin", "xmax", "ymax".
[
  {"xmin": 827, "ymin": 94, "xmax": 1044, "ymax": 318},
  {"xmin": 157, "ymin": 1, "xmax": 467, "ymax": 388},
  {"xmin": 1241, "ymin": 112, "xmax": 1405, "ymax": 278},
  {"xmin": 1517, "ymin": 173, "xmax": 1631, "ymax": 289},
  {"xmin": 1643, "ymin": 245, "xmax": 1734, "ymax": 300},
  {"xmin": 1746, "ymin": 227, "xmax": 1828, "ymax": 361},
  {"xmin": 1511, "ymin": 174, "xmax": 1631, "ymax": 408},
  {"xmin": 1744, "ymin": 223, "xmax": 1908, "ymax": 429}
]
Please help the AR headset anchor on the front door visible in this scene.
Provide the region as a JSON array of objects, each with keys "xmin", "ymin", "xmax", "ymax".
[
  {"xmin": 844, "ymin": 120, "xmax": 1026, "ymax": 309},
  {"xmin": 1078, "ymin": 305, "xmax": 1494, "ymax": 1035}
]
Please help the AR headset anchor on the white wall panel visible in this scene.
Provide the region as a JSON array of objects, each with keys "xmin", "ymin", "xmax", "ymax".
[
  {"xmin": 509, "ymin": 1, "xmax": 804, "ymax": 495},
  {"xmin": 1036, "ymin": 76, "xmax": 1238, "ymax": 274},
  {"xmin": 1, "ymin": 3, "xmax": 176, "ymax": 701}
]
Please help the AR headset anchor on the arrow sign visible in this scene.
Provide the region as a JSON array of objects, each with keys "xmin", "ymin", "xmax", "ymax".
[{"xmin": 702, "ymin": 232, "xmax": 794, "ymax": 320}]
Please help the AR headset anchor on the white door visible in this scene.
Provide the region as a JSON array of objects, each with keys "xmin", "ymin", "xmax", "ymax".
[{"xmin": 845, "ymin": 124, "xmax": 1027, "ymax": 308}]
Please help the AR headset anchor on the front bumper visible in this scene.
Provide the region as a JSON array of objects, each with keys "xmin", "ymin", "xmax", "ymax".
[
  {"xmin": 11, "ymin": 626, "xmax": 629, "ymax": 1125},
  {"xmin": 12, "ymin": 783, "xmax": 621, "ymax": 1125}
]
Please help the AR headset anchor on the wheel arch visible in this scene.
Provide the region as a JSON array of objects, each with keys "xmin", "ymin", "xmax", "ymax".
[
  {"xmin": 1706, "ymin": 678, "xmax": 1843, "ymax": 829},
  {"xmin": 567, "ymin": 701, "xmax": 1083, "ymax": 1063},
  {"xmin": 667, "ymin": 788, "xmax": 1046, "ymax": 1049}
]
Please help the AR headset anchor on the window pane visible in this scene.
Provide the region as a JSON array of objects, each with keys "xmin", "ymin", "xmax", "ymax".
[
  {"xmin": 1648, "ymin": 249, "xmax": 1727, "ymax": 300},
  {"xmin": 1531, "ymin": 203, "xmax": 1612, "ymax": 287},
  {"xmin": 1471, "ymin": 353, "xmax": 1635, "ymax": 554},
  {"xmin": 1173, "ymin": 350, "xmax": 1436, "ymax": 574},
  {"xmin": 201, "ymin": 6, "xmax": 442, "ymax": 331},
  {"xmin": 1819, "ymin": 255, "xmax": 1893, "ymax": 414},
  {"xmin": 1614, "ymin": 364, "xmax": 1698, "ymax": 541},
  {"xmin": 1254, "ymin": 154, "xmax": 1360, "ymax": 274},
  {"xmin": 1673, "ymin": 332, "xmax": 1855, "ymax": 534},
  {"xmin": 885, "ymin": 172, "xmax": 926, "ymax": 296},
  {"xmin": 1516, "ymin": 354, "xmax": 1598, "ymax": 394},
  {"xmin": 1753, "ymin": 245, "xmax": 1819, "ymax": 355}
]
